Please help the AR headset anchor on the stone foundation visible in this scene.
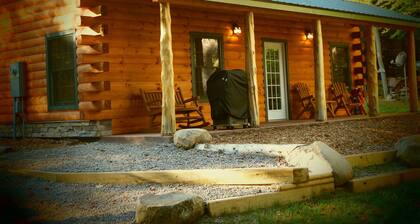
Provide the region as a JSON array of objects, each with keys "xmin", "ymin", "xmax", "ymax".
[{"xmin": 0, "ymin": 120, "xmax": 112, "ymax": 138}]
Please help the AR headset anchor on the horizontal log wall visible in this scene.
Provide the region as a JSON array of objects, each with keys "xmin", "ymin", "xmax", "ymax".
[
  {"xmin": 81, "ymin": 0, "xmax": 355, "ymax": 134},
  {"xmin": 0, "ymin": 0, "xmax": 356, "ymax": 134},
  {"xmin": 0, "ymin": 0, "xmax": 81, "ymax": 123}
]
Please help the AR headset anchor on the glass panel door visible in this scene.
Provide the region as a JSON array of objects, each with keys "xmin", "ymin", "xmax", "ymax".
[{"xmin": 264, "ymin": 41, "xmax": 288, "ymax": 120}]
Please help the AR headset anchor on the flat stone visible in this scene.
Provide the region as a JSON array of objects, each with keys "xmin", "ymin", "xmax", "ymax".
[{"xmin": 135, "ymin": 192, "xmax": 205, "ymax": 224}]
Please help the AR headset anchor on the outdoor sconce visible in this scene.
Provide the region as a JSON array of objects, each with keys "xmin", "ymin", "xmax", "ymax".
[
  {"xmin": 232, "ymin": 23, "xmax": 242, "ymax": 35},
  {"xmin": 305, "ymin": 30, "xmax": 314, "ymax": 40}
]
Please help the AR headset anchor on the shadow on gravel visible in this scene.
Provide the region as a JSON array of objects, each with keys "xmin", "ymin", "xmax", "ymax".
[
  {"xmin": 41, "ymin": 211, "xmax": 135, "ymax": 224},
  {"xmin": 0, "ymin": 171, "xmax": 41, "ymax": 224}
]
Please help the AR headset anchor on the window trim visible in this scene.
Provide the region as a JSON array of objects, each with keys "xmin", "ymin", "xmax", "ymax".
[
  {"xmin": 329, "ymin": 42, "xmax": 352, "ymax": 88},
  {"xmin": 190, "ymin": 32, "xmax": 224, "ymax": 100},
  {"xmin": 45, "ymin": 30, "xmax": 79, "ymax": 111}
]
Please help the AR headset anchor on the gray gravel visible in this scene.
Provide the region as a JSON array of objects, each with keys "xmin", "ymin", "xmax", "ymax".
[
  {"xmin": 0, "ymin": 142, "xmax": 279, "ymax": 172},
  {"xmin": 0, "ymin": 141, "xmax": 284, "ymax": 223},
  {"xmin": 0, "ymin": 172, "xmax": 280, "ymax": 223}
]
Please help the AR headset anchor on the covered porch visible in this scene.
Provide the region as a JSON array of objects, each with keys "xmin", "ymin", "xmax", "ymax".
[{"xmin": 133, "ymin": 0, "xmax": 419, "ymax": 136}]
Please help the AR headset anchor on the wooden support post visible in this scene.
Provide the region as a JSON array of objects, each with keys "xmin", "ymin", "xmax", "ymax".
[
  {"xmin": 407, "ymin": 29, "xmax": 418, "ymax": 112},
  {"xmin": 366, "ymin": 26, "xmax": 379, "ymax": 116},
  {"xmin": 158, "ymin": 1, "xmax": 176, "ymax": 136},
  {"xmin": 314, "ymin": 19, "xmax": 327, "ymax": 121},
  {"xmin": 246, "ymin": 11, "xmax": 260, "ymax": 127}
]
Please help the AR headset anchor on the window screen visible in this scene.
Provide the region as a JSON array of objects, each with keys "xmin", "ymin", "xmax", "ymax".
[{"xmin": 46, "ymin": 31, "xmax": 78, "ymax": 110}]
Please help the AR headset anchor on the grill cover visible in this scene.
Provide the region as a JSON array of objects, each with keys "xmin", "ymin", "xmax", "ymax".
[{"xmin": 206, "ymin": 69, "xmax": 249, "ymax": 122}]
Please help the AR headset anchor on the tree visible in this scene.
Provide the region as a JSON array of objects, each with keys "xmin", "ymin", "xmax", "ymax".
[
  {"xmin": 370, "ymin": 0, "xmax": 420, "ymax": 39},
  {"xmin": 352, "ymin": 0, "xmax": 420, "ymax": 39}
]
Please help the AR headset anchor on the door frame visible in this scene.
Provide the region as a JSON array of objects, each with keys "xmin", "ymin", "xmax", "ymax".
[
  {"xmin": 329, "ymin": 42, "xmax": 352, "ymax": 88},
  {"xmin": 262, "ymin": 38, "xmax": 291, "ymax": 121},
  {"xmin": 189, "ymin": 32, "xmax": 224, "ymax": 100}
]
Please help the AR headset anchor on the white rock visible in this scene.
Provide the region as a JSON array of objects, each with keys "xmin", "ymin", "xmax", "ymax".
[
  {"xmin": 282, "ymin": 141, "xmax": 353, "ymax": 186},
  {"xmin": 174, "ymin": 129, "xmax": 212, "ymax": 149}
]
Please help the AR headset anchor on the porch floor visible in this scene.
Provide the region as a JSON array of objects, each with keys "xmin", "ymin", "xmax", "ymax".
[{"xmin": 101, "ymin": 113, "xmax": 416, "ymax": 144}]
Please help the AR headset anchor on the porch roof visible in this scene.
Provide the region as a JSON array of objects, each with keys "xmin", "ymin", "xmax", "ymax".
[{"xmin": 206, "ymin": 0, "xmax": 420, "ymax": 28}]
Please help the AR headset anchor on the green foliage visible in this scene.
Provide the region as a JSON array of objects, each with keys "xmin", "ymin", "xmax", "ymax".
[{"xmin": 370, "ymin": 0, "xmax": 420, "ymax": 39}]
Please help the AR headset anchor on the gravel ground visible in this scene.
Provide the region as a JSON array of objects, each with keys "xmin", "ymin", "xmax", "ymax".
[
  {"xmin": 0, "ymin": 114, "xmax": 418, "ymax": 223},
  {"xmin": 0, "ymin": 173, "xmax": 280, "ymax": 224},
  {"xmin": 0, "ymin": 142, "xmax": 280, "ymax": 172},
  {"xmin": 212, "ymin": 114, "xmax": 420, "ymax": 155}
]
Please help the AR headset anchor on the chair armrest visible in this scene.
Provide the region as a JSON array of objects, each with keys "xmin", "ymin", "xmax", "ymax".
[{"xmin": 183, "ymin": 96, "xmax": 200, "ymax": 105}]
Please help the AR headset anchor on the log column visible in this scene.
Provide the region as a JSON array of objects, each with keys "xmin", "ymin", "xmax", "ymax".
[
  {"xmin": 407, "ymin": 29, "xmax": 418, "ymax": 112},
  {"xmin": 246, "ymin": 11, "xmax": 260, "ymax": 127},
  {"xmin": 158, "ymin": 0, "xmax": 176, "ymax": 136},
  {"xmin": 366, "ymin": 26, "xmax": 379, "ymax": 116},
  {"xmin": 314, "ymin": 19, "xmax": 327, "ymax": 121}
]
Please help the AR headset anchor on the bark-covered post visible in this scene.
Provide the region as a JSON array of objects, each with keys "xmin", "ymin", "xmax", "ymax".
[
  {"xmin": 366, "ymin": 26, "xmax": 379, "ymax": 116},
  {"xmin": 407, "ymin": 29, "xmax": 418, "ymax": 112},
  {"xmin": 246, "ymin": 11, "xmax": 260, "ymax": 127},
  {"xmin": 314, "ymin": 19, "xmax": 327, "ymax": 121},
  {"xmin": 157, "ymin": 0, "xmax": 176, "ymax": 136}
]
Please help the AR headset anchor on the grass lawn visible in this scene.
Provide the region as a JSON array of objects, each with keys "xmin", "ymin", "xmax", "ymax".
[
  {"xmin": 199, "ymin": 180, "xmax": 420, "ymax": 224},
  {"xmin": 378, "ymin": 99, "xmax": 412, "ymax": 113}
]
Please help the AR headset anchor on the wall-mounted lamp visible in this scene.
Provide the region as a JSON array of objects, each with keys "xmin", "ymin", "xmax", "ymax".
[
  {"xmin": 305, "ymin": 30, "xmax": 314, "ymax": 40},
  {"xmin": 232, "ymin": 23, "xmax": 242, "ymax": 35}
]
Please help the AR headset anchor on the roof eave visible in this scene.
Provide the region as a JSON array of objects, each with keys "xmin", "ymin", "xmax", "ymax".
[{"xmin": 205, "ymin": 0, "xmax": 420, "ymax": 29}]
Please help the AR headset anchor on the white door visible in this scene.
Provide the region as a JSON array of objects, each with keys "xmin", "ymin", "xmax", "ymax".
[{"xmin": 264, "ymin": 41, "xmax": 288, "ymax": 120}]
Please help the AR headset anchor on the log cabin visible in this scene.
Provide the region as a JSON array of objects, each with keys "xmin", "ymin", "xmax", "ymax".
[{"xmin": 0, "ymin": 0, "xmax": 419, "ymax": 137}]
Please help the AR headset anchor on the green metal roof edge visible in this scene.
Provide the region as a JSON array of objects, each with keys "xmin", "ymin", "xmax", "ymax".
[{"xmin": 205, "ymin": 0, "xmax": 420, "ymax": 28}]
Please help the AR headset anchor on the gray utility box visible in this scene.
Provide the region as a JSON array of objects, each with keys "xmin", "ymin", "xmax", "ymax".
[{"xmin": 10, "ymin": 62, "xmax": 25, "ymax": 97}]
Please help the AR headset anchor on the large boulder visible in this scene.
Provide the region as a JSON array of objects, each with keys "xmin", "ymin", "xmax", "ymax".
[
  {"xmin": 174, "ymin": 129, "xmax": 212, "ymax": 149},
  {"xmin": 282, "ymin": 141, "xmax": 353, "ymax": 186},
  {"xmin": 396, "ymin": 135, "xmax": 420, "ymax": 167},
  {"xmin": 135, "ymin": 192, "xmax": 205, "ymax": 224}
]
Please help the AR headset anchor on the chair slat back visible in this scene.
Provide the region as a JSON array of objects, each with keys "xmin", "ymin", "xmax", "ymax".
[
  {"xmin": 331, "ymin": 82, "xmax": 348, "ymax": 97},
  {"xmin": 140, "ymin": 89, "xmax": 162, "ymax": 112},
  {"xmin": 175, "ymin": 88, "xmax": 185, "ymax": 107},
  {"xmin": 141, "ymin": 88, "xmax": 188, "ymax": 113},
  {"xmin": 295, "ymin": 82, "xmax": 312, "ymax": 99}
]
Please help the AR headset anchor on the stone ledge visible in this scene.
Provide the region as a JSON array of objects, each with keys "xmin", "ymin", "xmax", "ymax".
[{"xmin": 0, "ymin": 120, "xmax": 112, "ymax": 138}]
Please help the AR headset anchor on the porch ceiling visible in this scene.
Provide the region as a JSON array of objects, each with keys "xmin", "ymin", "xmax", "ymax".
[{"xmin": 205, "ymin": 0, "xmax": 420, "ymax": 28}]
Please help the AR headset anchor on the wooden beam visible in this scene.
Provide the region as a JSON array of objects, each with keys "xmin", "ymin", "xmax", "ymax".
[
  {"xmin": 11, "ymin": 167, "xmax": 309, "ymax": 185},
  {"xmin": 345, "ymin": 150, "xmax": 396, "ymax": 168},
  {"xmin": 366, "ymin": 26, "xmax": 379, "ymax": 116},
  {"xmin": 246, "ymin": 11, "xmax": 260, "ymax": 127},
  {"xmin": 207, "ymin": 180, "xmax": 335, "ymax": 217},
  {"xmin": 407, "ymin": 30, "xmax": 418, "ymax": 112},
  {"xmin": 159, "ymin": 1, "xmax": 176, "ymax": 136},
  {"xmin": 314, "ymin": 19, "xmax": 327, "ymax": 121},
  {"xmin": 348, "ymin": 168, "xmax": 420, "ymax": 193},
  {"xmin": 77, "ymin": 62, "xmax": 109, "ymax": 73}
]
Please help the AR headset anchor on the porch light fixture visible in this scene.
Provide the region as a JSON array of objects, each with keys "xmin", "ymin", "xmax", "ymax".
[
  {"xmin": 232, "ymin": 23, "xmax": 242, "ymax": 35},
  {"xmin": 305, "ymin": 30, "xmax": 314, "ymax": 40}
]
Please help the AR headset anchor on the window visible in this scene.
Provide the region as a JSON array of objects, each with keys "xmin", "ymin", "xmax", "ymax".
[
  {"xmin": 329, "ymin": 43, "xmax": 352, "ymax": 87},
  {"xmin": 45, "ymin": 31, "xmax": 78, "ymax": 110},
  {"xmin": 190, "ymin": 33, "xmax": 223, "ymax": 99}
]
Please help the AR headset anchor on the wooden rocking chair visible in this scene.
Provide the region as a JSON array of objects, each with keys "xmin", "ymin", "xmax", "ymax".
[
  {"xmin": 295, "ymin": 82, "xmax": 336, "ymax": 119},
  {"xmin": 295, "ymin": 82, "xmax": 316, "ymax": 119},
  {"xmin": 140, "ymin": 88, "xmax": 210, "ymax": 129},
  {"xmin": 330, "ymin": 82, "xmax": 366, "ymax": 116}
]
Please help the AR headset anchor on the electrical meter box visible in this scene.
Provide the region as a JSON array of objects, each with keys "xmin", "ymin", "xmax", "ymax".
[{"xmin": 10, "ymin": 62, "xmax": 25, "ymax": 97}]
